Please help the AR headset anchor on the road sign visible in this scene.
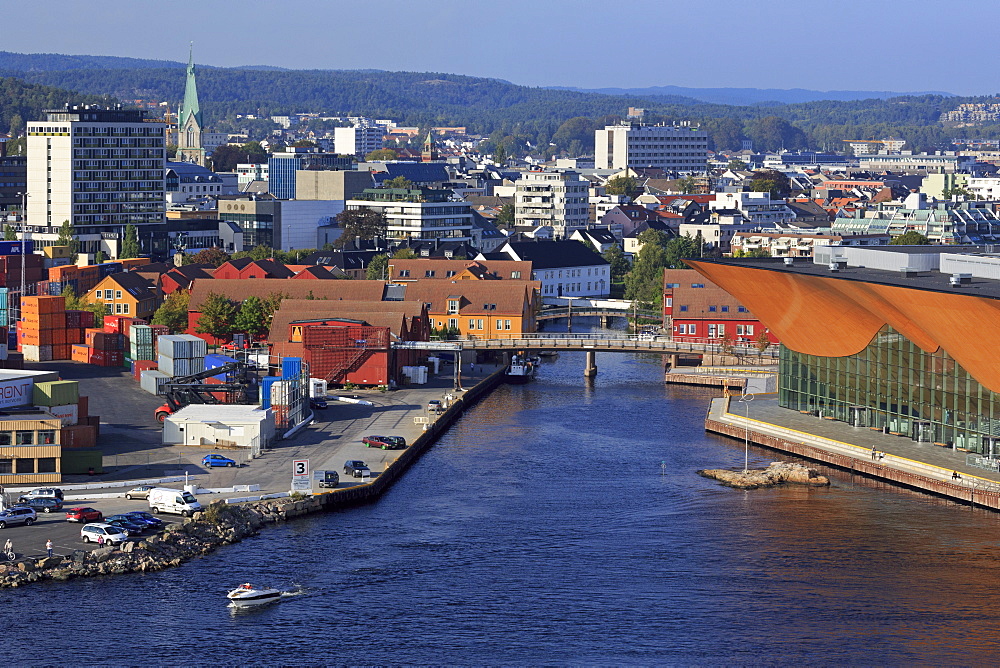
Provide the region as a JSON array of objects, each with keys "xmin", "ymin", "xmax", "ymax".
[
  {"xmin": 292, "ymin": 459, "xmax": 309, "ymax": 478},
  {"xmin": 291, "ymin": 479, "xmax": 311, "ymax": 492}
]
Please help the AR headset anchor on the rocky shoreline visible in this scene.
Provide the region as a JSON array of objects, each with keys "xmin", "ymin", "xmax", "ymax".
[
  {"xmin": 698, "ymin": 461, "xmax": 830, "ymax": 489},
  {"xmin": 0, "ymin": 496, "xmax": 322, "ymax": 589}
]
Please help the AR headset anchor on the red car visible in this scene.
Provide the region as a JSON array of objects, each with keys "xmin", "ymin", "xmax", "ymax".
[{"xmin": 65, "ymin": 507, "xmax": 103, "ymax": 523}]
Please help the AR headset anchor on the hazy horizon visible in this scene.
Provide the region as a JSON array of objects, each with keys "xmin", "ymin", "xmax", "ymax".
[{"xmin": 4, "ymin": 0, "xmax": 993, "ymax": 96}]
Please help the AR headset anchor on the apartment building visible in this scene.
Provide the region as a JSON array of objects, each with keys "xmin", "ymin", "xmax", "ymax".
[
  {"xmin": 333, "ymin": 123, "xmax": 385, "ymax": 157},
  {"xmin": 27, "ymin": 105, "xmax": 166, "ymax": 254},
  {"xmin": 514, "ymin": 170, "xmax": 589, "ymax": 238},
  {"xmin": 346, "ymin": 187, "xmax": 474, "ymax": 243},
  {"xmin": 595, "ymin": 122, "xmax": 708, "ymax": 173}
]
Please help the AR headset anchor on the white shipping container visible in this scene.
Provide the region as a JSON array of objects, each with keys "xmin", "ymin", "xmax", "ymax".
[
  {"xmin": 181, "ymin": 334, "xmax": 208, "ymax": 358},
  {"xmin": 427, "ymin": 357, "xmax": 440, "ymax": 374},
  {"xmin": 140, "ymin": 370, "xmax": 172, "ymax": 395},
  {"xmin": 43, "ymin": 403, "xmax": 79, "ymax": 426},
  {"xmin": 159, "ymin": 356, "xmax": 190, "ymax": 377},
  {"xmin": 22, "ymin": 344, "xmax": 52, "ymax": 362},
  {"xmin": 157, "ymin": 335, "xmax": 192, "ymax": 360}
]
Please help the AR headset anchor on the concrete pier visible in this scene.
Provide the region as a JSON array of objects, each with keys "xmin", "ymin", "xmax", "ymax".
[{"xmin": 584, "ymin": 350, "xmax": 597, "ymax": 377}]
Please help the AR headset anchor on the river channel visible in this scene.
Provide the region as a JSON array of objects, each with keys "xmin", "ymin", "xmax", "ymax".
[{"xmin": 5, "ymin": 333, "xmax": 1000, "ymax": 665}]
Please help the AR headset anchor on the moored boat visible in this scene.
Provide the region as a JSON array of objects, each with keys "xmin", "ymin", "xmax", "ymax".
[{"xmin": 504, "ymin": 354, "xmax": 536, "ymax": 384}]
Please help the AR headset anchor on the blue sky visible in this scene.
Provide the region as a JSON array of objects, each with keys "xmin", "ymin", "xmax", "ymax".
[{"xmin": 5, "ymin": 0, "xmax": 994, "ymax": 95}]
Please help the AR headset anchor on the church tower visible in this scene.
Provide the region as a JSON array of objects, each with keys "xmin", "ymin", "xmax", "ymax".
[
  {"xmin": 421, "ymin": 131, "xmax": 438, "ymax": 163},
  {"xmin": 177, "ymin": 45, "xmax": 206, "ymax": 166}
]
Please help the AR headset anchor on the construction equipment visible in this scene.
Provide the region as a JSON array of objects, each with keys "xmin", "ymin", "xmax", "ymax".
[{"xmin": 153, "ymin": 362, "xmax": 259, "ymax": 423}]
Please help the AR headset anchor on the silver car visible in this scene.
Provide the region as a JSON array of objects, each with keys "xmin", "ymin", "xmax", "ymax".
[
  {"xmin": 80, "ymin": 523, "xmax": 128, "ymax": 545},
  {"xmin": 0, "ymin": 506, "xmax": 37, "ymax": 528}
]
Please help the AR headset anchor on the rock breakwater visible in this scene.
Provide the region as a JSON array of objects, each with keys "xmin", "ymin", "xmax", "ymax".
[
  {"xmin": 698, "ymin": 461, "xmax": 830, "ymax": 489},
  {"xmin": 0, "ymin": 496, "xmax": 323, "ymax": 589}
]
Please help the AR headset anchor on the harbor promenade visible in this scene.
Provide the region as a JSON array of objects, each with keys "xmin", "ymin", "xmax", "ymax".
[{"xmin": 708, "ymin": 395, "xmax": 1000, "ymax": 510}]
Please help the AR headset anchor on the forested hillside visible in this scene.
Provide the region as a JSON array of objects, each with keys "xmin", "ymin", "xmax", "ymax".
[
  {"xmin": 0, "ymin": 52, "xmax": 998, "ymax": 155},
  {"xmin": 0, "ymin": 77, "xmax": 111, "ymax": 137}
]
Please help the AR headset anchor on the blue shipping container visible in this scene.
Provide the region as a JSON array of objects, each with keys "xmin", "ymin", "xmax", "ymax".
[
  {"xmin": 0, "ymin": 240, "xmax": 33, "ymax": 256},
  {"xmin": 6, "ymin": 331, "xmax": 15, "ymax": 348},
  {"xmin": 204, "ymin": 353, "xmax": 239, "ymax": 382},
  {"xmin": 260, "ymin": 376, "xmax": 282, "ymax": 409},
  {"xmin": 281, "ymin": 357, "xmax": 302, "ymax": 380}
]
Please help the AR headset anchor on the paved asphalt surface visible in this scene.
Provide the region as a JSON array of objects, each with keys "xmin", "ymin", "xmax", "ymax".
[{"xmin": 1, "ymin": 357, "xmax": 496, "ymax": 560}]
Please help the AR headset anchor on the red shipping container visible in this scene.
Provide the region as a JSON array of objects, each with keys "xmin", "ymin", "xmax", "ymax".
[
  {"xmin": 66, "ymin": 328, "xmax": 83, "ymax": 345},
  {"xmin": 132, "ymin": 360, "xmax": 157, "ymax": 380},
  {"xmin": 78, "ymin": 395, "xmax": 89, "ymax": 417}
]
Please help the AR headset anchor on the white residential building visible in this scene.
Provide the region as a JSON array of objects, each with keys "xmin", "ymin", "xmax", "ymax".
[
  {"xmin": 709, "ymin": 192, "xmax": 795, "ymax": 226},
  {"xmin": 595, "ymin": 122, "xmax": 708, "ymax": 173},
  {"xmin": 334, "ymin": 124, "xmax": 385, "ymax": 157},
  {"xmin": 27, "ymin": 104, "xmax": 166, "ymax": 255},
  {"xmin": 346, "ymin": 187, "xmax": 474, "ymax": 243},
  {"xmin": 514, "ymin": 170, "xmax": 589, "ymax": 238}
]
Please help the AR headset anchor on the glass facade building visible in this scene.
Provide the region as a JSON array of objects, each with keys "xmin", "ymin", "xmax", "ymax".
[{"xmin": 780, "ymin": 325, "xmax": 1000, "ymax": 455}]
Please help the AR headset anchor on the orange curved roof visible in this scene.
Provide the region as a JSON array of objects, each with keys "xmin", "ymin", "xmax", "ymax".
[{"xmin": 686, "ymin": 260, "xmax": 1000, "ymax": 393}]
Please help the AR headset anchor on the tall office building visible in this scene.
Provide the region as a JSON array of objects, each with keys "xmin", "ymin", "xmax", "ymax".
[
  {"xmin": 267, "ymin": 149, "xmax": 352, "ymax": 199},
  {"xmin": 595, "ymin": 122, "xmax": 708, "ymax": 173},
  {"xmin": 27, "ymin": 105, "xmax": 166, "ymax": 254}
]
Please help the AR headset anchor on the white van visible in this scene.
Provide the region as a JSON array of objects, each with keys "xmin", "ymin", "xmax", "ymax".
[{"xmin": 148, "ymin": 488, "xmax": 203, "ymax": 517}]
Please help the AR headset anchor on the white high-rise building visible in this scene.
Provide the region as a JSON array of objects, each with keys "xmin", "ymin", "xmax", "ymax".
[
  {"xmin": 27, "ymin": 104, "xmax": 166, "ymax": 254},
  {"xmin": 514, "ymin": 170, "xmax": 590, "ymax": 238},
  {"xmin": 595, "ymin": 122, "xmax": 708, "ymax": 173},
  {"xmin": 333, "ymin": 123, "xmax": 386, "ymax": 157}
]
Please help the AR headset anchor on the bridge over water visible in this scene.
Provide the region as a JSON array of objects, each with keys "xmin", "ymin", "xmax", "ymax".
[{"xmin": 394, "ymin": 333, "xmax": 779, "ymax": 380}]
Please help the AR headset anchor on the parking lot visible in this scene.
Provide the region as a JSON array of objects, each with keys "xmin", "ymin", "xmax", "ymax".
[{"xmin": 0, "ymin": 358, "xmax": 500, "ymax": 559}]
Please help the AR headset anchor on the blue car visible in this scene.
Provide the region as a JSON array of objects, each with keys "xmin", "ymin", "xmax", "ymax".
[
  {"xmin": 125, "ymin": 511, "xmax": 164, "ymax": 529},
  {"xmin": 202, "ymin": 453, "xmax": 237, "ymax": 468}
]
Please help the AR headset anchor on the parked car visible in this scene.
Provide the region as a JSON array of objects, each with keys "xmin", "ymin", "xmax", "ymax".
[
  {"xmin": 427, "ymin": 399, "xmax": 443, "ymax": 413},
  {"xmin": 362, "ymin": 435, "xmax": 407, "ymax": 450},
  {"xmin": 343, "ymin": 460, "xmax": 371, "ymax": 478},
  {"xmin": 65, "ymin": 507, "xmax": 103, "ymax": 523},
  {"xmin": 104, "ymin": 516, "xmax": 146, "ymax": 536},
  {"xmin": 80, "ymin": 523, "xmax": 128, "ymax": 545},
  {"xmin": 18, "ymin": 497, "xmax": 63, "ymax": 513},
  {"xmin": 310, "ymin": 397, "xmax": 328, "ymax": 410},
  {"xmin": 18, "ymin": 488, "xmax": 64, "ymax": 502},
  {"xmin": 318, "ymin": 471, "xmax": 339, "ymax": 489},
  {"xmin": 202, "ymin": 454, "xmax": 237, "ymax": 468},
  {"xmin": 124, "ymin": 485, "xmax": 154, "ymax": 500},
  {"xmin": 124, "ymin": 511, "xmax": 164, "ymax": 529},
  {"xmin": 0, "ymin": 507, "xmax": 37, "ymax": 528}
]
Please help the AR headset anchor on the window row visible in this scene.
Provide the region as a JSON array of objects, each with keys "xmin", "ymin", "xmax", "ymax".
[{"xmin": 0, "ymin": 457, "xmax": 58, "ymax": 474}]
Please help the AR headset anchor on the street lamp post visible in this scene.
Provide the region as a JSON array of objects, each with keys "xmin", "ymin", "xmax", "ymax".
[{"xmin": 738, "ymin": 392, "xmax": 755, "ymax": 473}]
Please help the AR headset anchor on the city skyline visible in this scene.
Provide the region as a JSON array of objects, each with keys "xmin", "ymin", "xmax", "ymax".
[{"xmin": 4, "ymin": 0, "xmax": 996, "ymax": 96}]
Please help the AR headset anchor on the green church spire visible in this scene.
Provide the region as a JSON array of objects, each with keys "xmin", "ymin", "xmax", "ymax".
[{"xmin": 181, "ymin": 43, "xmax": 201, "ymax": 129}]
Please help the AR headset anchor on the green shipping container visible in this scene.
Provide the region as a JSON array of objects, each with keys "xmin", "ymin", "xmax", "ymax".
[
  {"xmin": 61, "ymin": 448, "xmax": 103, "ymax": 475},
  {"xmin": 33, "ymin": 380, "xmax": 80, "ymax": 407}
]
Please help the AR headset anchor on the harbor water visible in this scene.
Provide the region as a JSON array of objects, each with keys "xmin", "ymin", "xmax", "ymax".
[{"xmin": 6, "ymin": 336, "xmax": 1000, "ymax": 664}]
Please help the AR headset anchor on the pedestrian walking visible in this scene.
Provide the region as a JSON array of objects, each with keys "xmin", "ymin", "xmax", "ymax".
[
  {"xmin": 97, "ymin": 534, "xmax": 104, "ymax": 547},
  {"xmin": 45, "ymin": 539, "xmax": 53, "ymax": 558},
  {"xmin": 871, "ymin": 446, "xmax": 877, "ymax": 461}
]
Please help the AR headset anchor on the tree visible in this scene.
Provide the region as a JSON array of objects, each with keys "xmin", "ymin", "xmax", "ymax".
[
  {"xmin": 291, "ymin": 139, "xmax": 316, "ymax": 148},
  {"xmin": 732, "ymin": 248, "xmax": 770, "ymax": 258},
  {"xmin": 493, "ymin": 143, "xmax": 507, "ymax": 166},
  {"xmin": 334, "ymin": 207, "xmax": 387, "ymax": 247},
  {"xmin": 234, "ymin": 296, "xmax": 269, "ymax": 339},
  {"xmin": 62, "ymin": 286, "xmax": 107, "ymax": 321},
  {"xmin": 891, "ymin": 231, "xmax": 932, "ymax": 245},
  {"xmin": 5, "ymin": 137, "xmax": 24, "ymax": 156},
  {"xmin": 210, "ymin": 142, "xmax": 268, "ymax": 171},
  {"xmin": 496, "ymin": 204, "xmax": 515, "ymax": 228},
  {"xmin": 95, "ymin": 250, "xmax": 106, "ymax": 264},
  {"xmin": 165, "ymin": 144, "xmax": 177, "ymax": 159},
  {"xmin": 2, "ymin": 225, "xmax": 14, "ymax": 241},
  {"xmin": 195, "ymin": 292, "xmax": 239, "ymax": 342},
  {"xmin": 262, "ymin": 292, "xmax": 287, "ymax": 322},
  {"xmin": 602, "ymin": 243, "xmax": 630, "ymax": 282},
  {"xmin": 8, "ymin": 114, "xmax": 23, "ymax": 138},
  {"xmin": 366, "ymin": 253, "xmax": 388, "ymax": 280},
  {"xmin": 56, "ymin": 219, "xmax": 78, "ymax": 259},
  {"xmin": 624, "ymin": 229, "xmax": 671, "ymax": 307},
  {"xmin": 151, "ymin": 290, "xmax": 190, "ymax": 333},
  {"xmin": 748, "ymin": 169, "xmax": 791, "ymax": 199},
  {"xmin": 383, "ymin": 175, "xmax": 414, "ymax": 189},
  {"xmin": 755, "ymin": 330, "xmax": 772, "ymax": 357},
  {"xmin": 675, "ymin": 176, "xmax": 698, "ymax": 193},
  {"xmin": 604, "ymin": 175, "xmax": 638, "ymax": 196},
  {"xmin": 365, "ymin": 148, "xmax": 398, "ymax": 161},
  {"xmin": 664, "ymin": 234, "xmax": 702, "ymax": 268},
  {"xmin": 392, "ymin": 247, "xmax": 418, "ymax": 259},
  {"xmin": 189, "ymin": 247, "xmax": 231, "ymax": 267},
  {"xmin": 727, "ymin": 159, "xmax": 748, "ymax": 171},
  {"xmin": 120, "ymin": 224, "xmax": 140, "ymax": 259}
]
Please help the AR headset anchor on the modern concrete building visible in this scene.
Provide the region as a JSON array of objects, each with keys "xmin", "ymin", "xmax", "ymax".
[
  {"xmin": 346, "ymin": 187, "xmax": 474, "ymax": 244},
  {"xmin": 295, "ymin": 169, "xmax": 373, "ymax": 201},
  {"xmin": 595, "ymin": 122, "xmax": 708, "ymax": 173},
  {"xmin": 333, "ymin": 123, "xmax": 385, "ymax": 157},
  {"xmin": 267, "ymin": 150, "xmax": 353, "ymax": 200},
  {"xmin": 514, "ymin": 170, "xmax": 589, "ymax": 238},
  {"xmin": 216, "ymin": 197, "xmax": 342, "ymax": 251},
  {"xmin": 27, "ymin": 104, "xmax": 166, "ymax": 255}
]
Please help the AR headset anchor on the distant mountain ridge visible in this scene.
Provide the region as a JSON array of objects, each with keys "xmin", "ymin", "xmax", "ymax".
[{"xmin": 550, "ymin": 85, "xmax": 956, "ymax": 106}]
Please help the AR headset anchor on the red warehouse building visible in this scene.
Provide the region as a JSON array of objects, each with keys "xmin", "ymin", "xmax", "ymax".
[{"xmin": 663, "ymin": 268, "xmax": 778, "ymax": 345}]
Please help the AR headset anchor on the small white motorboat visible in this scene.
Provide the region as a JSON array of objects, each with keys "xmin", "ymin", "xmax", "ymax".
[{"xmin": 227, "ymin": 583, "xmax": 282, "ymax": 608}]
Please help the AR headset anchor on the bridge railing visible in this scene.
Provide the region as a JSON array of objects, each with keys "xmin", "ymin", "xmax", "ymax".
[{"xmin": 537, "ymin": 306, "xmax": 662, "ymax": 319}]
